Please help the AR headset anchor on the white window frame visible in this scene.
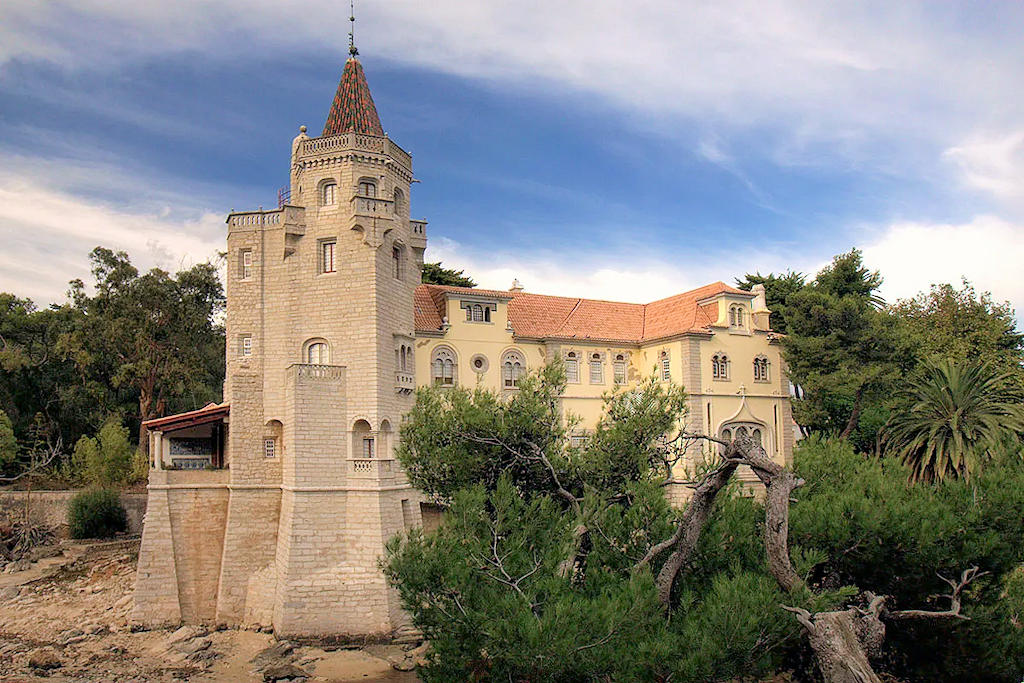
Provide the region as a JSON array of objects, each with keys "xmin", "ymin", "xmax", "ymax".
[
  {"xmin": 565, "ymin": 352, "xmax": 579, "ymax": 384},
  {"xmin": 241, "ymin": 335, "xmax": 253, "ymax": 357},
  {"xmin": 613, "ymin": 355, "xmax": 627, "ymax": 384},
  {"xmin": 264, "ymin": 438, "xmax": 276, "ymax": 458},
  {"xmin": 660, "ymin": 351, "xmax": 670, "ymax": 382},
  {"xmin": 240, "ymin": 249, "xmax": 253, "ymax": 280},
  {"xmin": 589, "ymin": 354, "xmax": 604, "ymax": 384}
]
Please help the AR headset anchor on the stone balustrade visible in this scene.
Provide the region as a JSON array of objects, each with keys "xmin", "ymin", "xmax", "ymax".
[
  {"xmin": 291, "ymin": 363, "xmax": 345, "ymax": 381},
  {"xmin": 395, "ymin": 371, "xmax": 415, "ymax": 393},
  {"xmin": 351, "ymin": 195, "xmax": 394, "ymax": 217},
  {"xmin": 347, "ymin": 458, "xmax": 396, "ymax": 480},
  {"xmin": 297, "ymin": 132, "xmax": 412, "ymax": 172}
]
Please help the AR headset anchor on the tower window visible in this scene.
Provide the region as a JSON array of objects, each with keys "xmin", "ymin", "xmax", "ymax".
[
  {"xmin": 660, "ymin": 351, "xmax": 670, "ymax": 381},
  {"xmin": 392, "ymin": 245, "xmax": 403, "ymax": 279},
  {"xmin": 264, "ymin": 438, "xmax": 276, "ymax": 458},
  {"xmin": 358, "ymin": 180, "xmax": 377, "ymax": 197},
  {"xmin": 320, "ymin": 239, "xmax": 337, "ymax": 274},
  {"xmin": 240, "ymin": 249, "xmax": 253, "ymax": 280},
  {"xmin": 362, "ymin": 437, "xmax": 375, "ymax": 459},
  {"xmin": 240, "ymin": 335, "xmax": 253, "ymax": 357},
  {"xmin": 613, "ymin": 354, "xmax": 626, "ymax": 384},
  {"xmin": 306, "ymin": 341, "xmax": 329, "ymax": 365},
  {"xmin": 322, "ymin": 182, "xmax": 337, "ymax": 206}
]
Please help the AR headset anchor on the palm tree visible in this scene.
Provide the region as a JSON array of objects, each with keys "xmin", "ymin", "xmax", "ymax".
[{"xmin": 882, "ymin": 359, "xmax": 1024, "ymax": 482}]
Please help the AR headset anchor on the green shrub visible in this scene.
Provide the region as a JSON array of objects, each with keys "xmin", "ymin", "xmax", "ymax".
[
  {"xmin": 68, "ymin": 488, "xmax": 127, "ymax": 539},
  {"xmin": 71, "ymin": 416, "xmax": 134, "ymax": 486}
]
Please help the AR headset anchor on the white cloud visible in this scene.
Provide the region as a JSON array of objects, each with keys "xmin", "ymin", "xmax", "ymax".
[
  {"xmin": 2, "ymin": 1, "xmax": 1022, "ymax": 160},
  {"xmin": 944, "ymin": 131, "xmax": 1024, "ymax": 203},
  {"xmin": 0, "ymin": 162, "xmax": 224, "ymax": 305},
  {"xmin": 862, "ymin": 215, "xmax": 1024, "ymax": 316}
]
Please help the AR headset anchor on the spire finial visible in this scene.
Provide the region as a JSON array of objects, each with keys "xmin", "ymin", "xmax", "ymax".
[{"xmin": 348, "ymin": 0, "xmax": 359, "ymax": 57}]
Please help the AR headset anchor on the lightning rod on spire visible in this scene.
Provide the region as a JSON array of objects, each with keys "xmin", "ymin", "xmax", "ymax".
[{"xmin": 348, "ymin": 0, "xmax": 359, "ymax": 57}]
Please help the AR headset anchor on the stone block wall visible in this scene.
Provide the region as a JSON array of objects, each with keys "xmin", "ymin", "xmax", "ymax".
[{"xmin": 0, "ymin": 490, "xmax": 147, "ymax": 534}]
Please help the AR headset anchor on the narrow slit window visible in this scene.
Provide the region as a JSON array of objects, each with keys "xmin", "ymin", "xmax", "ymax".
[{"xmin": 240, "ymin": 249, "xmax": 253, "ymax": 280}]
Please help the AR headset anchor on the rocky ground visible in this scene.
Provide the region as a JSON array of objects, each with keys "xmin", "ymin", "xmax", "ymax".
[{"xmin": 0, "ymin": 539, "xmax": 423, "ymax": 682}]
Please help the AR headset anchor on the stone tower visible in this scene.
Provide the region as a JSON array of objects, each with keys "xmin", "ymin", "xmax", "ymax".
[{"xmin": 132, "ymin": 50, "xmax": 427, "ymax": 637}]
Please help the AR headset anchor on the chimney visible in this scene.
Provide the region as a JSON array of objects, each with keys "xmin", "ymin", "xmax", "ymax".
[{"xmin": 509, "ymin": 279, "xmax": 524, "ymax": 293}]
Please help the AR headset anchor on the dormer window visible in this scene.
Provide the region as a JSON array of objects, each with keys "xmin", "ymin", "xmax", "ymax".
[
  {"xmin": 358, "ymin": 180, "xmax": 377, "ymax": 197},
  {"xmin": 322, "ymin": 182, "xmax": 337, "ymax": 206},
  {"xmin": 461, "ymin": 301, "xmax": 494, "ymax": 323},
  {"xmin": 729, "ymin": 304, "xmax": 746, "ymax": 329}
]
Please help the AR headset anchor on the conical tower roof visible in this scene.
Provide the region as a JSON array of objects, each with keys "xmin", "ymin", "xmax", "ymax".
[{"xmin": 323, "ymin": 57, "xmax": 384, "ymax": 137}]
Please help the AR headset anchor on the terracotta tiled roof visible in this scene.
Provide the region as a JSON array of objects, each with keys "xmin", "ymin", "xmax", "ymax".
[
  {"xmin": 415, "ymin": 282, "xmax": 755, "ymax": 344},
  {"xmin": 143, "ymin": 402, "xmax": 229, "ymax": 431},
  {"xmin": 323, "ymin": 58, "xmax": 384, "ymax": 137}
]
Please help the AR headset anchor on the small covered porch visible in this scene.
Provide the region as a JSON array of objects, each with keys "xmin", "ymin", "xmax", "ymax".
[{"xmin": 143, "ymin": 402, "xmax": 230, "ymax": 471}]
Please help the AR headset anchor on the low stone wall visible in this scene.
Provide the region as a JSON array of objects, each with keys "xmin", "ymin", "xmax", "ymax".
[{"xmin": 0, "ymin": 490, "xmax": 149, "ymax": 534}]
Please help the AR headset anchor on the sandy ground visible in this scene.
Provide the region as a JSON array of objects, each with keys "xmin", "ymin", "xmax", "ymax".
[{"xmin": 0, "ymin": 540, "xmax": 421, "ymax": 682}]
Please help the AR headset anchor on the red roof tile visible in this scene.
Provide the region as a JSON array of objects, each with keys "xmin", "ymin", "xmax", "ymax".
[
  {"xmin": 415, "ymin": 282, "xmax": 755, "ymax": 344},
  {"xmin": 323, "ymin": 58, "xmax": 384, "ymax": 137},
  {"xmin": 143, "ymin": 402, "xmax": 229, "ymax": 431}
]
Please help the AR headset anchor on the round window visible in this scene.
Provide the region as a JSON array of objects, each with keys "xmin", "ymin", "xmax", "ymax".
[{"xmin": 471, "ymin": 354, "xmax": 489, "ymax": 373}]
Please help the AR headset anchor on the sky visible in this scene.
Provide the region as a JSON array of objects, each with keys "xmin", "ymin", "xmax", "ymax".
[{"xmin": 1, "ymin": 1, "xmax": 1023, "ymax": 319}]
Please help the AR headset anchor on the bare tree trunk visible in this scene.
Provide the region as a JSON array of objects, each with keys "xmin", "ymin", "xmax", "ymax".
[
  {"xmin": 652, "ymin": 460, "xmax": 738, "ymax": 606},
  {"xmin": 783, "ymin": 604, "xmax": 884, "ymax": 683},
  {"xmin": 839, "ymin": 387, "xmax": 863, "ymax": 440}
]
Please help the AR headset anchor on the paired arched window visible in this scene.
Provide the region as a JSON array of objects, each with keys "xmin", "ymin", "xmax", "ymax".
[
  {"xmin": 358, "ymin": 179, "xmax": 377, "ymax": 197},
  {"xmin": 729, "ymin": 304, "xmax": 746, "ymax": 329},
  {"xmin": 502, "ymin": 349, "xmax": 526, "ymax": 389},
  {"xmin": 306, "ymin": 340, "xmax": 330, "ymax": 365},
  {"xmin": 712, "ymin": 353, "xmax": 729, "ymax": 380},
  {"xmin": 660, "ymin": 351, "xmax": 670, "ymax": 382},
  {"xmin": 321, "ymin": 181, "xmax": 337, "ymax": 206},
  {"xmin": 613, "ymin": 354, "xmax": 627, "ymax": 384},
  {"xmin": 396, "ymin": 344, "xmax": 411, "ymax": 373},
  {"xmin": 753, "ymin": 356, "xmax": 770, "ymax": 382},
  {"xmin": 431, "ymin": 346, "xmax": 456, "ymax": 387},
  {"xmin": 565, "ymin": 351, "xmax": 579, "ymax": 383}
]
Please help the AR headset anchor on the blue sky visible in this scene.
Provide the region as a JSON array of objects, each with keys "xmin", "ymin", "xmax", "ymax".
[{"xmin": 1, "ymin": 1, "xmax": 1023, "ymax": 316}]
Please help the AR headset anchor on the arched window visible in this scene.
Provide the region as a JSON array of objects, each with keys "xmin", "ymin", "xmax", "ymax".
[
  {"xmin": 720, "ymin": 422, "xmax": 769, "ymax": 453},
  {"xmin": 306, "ymin": 340, "xmax": 329, "ymax": 364},
  {"xmin": 565, "ymin": 351, "xmax": 579, "ymax": 383},
  {"xmin": 431, "ymin": 346, "xmax": 456, "ymax": 387},
  {"xmin": 358, "ymin": 179, "xmax": 377, "ymax": 197},
  {"xmin": 392, "ymin": 245, "xmax": 403, "ymax": 280},
  {"xmin": 352, "ymin": 419, "xmax": 373, "ymax": 459},
  {"xmin": 393, "ymin": 188, "xmax": 405, "ymax": 217},
  {"xmin": 589, "ymin": 353, "xmax": 604, "ymax": 384},
  {"xmin": 471, "ymin": 304, "xmax": 483, "ymax": 322},
  {"xmin": 322, "ymin": 182, "xmax": 337, "ymax": 206},
  {"xmin": 660, "ymin": 351, "xmax": 670, "ymax": 381},
  {"xmin": 753, "ymin": 356, "xmax": 770, "ymax": 382},
  {"xmin": 712, "ymin": 353, "xmax": 729, "ymax": 380},
  {"xmin": 613, "ymin": 354, "xmax": 627, "ymax": 384},
  {"xmin": 502, "ymin": 349, "xmax": 526, "ymax": 389},
  {"xmin": 729, "ymin": 304, "xmax": 745, "ymax": 329}
]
